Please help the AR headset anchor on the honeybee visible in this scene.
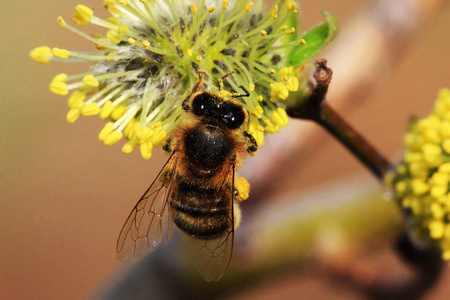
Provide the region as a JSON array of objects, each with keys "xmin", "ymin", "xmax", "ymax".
[{"xmin": 116, "ymin": 71, "xmax": 258, "ymax": 281}]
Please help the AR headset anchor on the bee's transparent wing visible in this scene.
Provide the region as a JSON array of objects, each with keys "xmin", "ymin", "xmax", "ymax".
[
  {"xmin": 181, "ymin": 166, "xmax": 235, "ymax": 281},
  {"xmin": 116, "ymin": 153, "xmax": 178, "ymax": 263}
]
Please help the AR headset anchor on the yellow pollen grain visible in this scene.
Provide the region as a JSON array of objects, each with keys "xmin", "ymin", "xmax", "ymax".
[
  {"xmin": 208, "ymin": 6, "xmax": 216, "ymax": 13},
  {"xmin": 245, "ymin": 3, "xmax": 254, "ymax": 12},
  {"xmin": 142, "ymin": 40, "xmax": 150, "ymax": 48},
  {"xmin": 57, "ymin": 16, "xmax": 66, "ymax": 26},
  {"xmin": 190, "ymin": 4, "xmax": 197, "ymax": 14},
  {"xmin": 249, "ymin": 83, "xmax": 255, "ymax": 91},
  {"xmin": 128, "ymin": 38, "xmax": 135, "ymax": 45},
  {"xmin": 260, "ymin": 30, "xmax": 267, "ymax": 36},
  {"xmin": 187, "ymin": 49, "xmax": 193, "ymax": 56},
  {"xmin": 223, "ymin": 1, "xmax": 229, "ymax": 9},
  {"xmin": 82, "ymin": 75, "xmax": 99, "ymax": 87},
  {"xmin": 52, "ymin": 48, "xmax": 69, "ymax": 58}
]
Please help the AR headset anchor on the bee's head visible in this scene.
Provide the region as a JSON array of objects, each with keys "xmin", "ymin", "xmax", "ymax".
[{"xmin": 187, "ymin": 91, "xmax": 248, "ymax": 130}]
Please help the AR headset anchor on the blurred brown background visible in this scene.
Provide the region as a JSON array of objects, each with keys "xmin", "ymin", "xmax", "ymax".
[{"xmin": 1, "ymin": 0, "xmax": 449, "ymax": 299}]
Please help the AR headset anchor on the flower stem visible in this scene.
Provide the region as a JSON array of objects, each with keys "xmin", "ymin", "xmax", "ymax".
[{"xmin": 286, "ymin": 59, "xmax": 393, "ymax": 180}]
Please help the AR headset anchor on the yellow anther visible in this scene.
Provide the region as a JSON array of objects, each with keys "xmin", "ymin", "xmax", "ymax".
[
  {"xmin": 81, "ymin": 103, "xmax": 100, "ymax": 116},
  {"xmin": 124, "ymin": 119, "xmax": 137, "ymax": 139},
  {"xmin": 99, "ymin": 122, "xmax": 115, "ymax": 141},
  {"xmin": 287, "ymin": 77, "xmax": 299, "ymax": 91},
  {"xmin": 196, "ymin": 56, "xmax": 202, "ymax": 62},
  {"xmin": 286, "ymin": 0, "xmax": 298, "ymax": 12},
  {"xmin": 249, "ymin": 83, "xmax": 255, "ymax": 91},
  {"xmin": 264, "ymin": 119, "xmax": 273, "ymax": 126},
  {"xmin": 187, "ymin": 49, "xmax": 193, "ymax": 56},
  {"xmin": 52, "ymin": 48, "xmax": 69, "ymax": 58},
  {"xmin": 245, "ymin": 3, "xmax": 254, "ymax": 12},
  {"xmin": 139, "ymin": 0, "xmax": 147, "ymax": 3},
  {"xmin": 190, "ymin": 4, "xmax": 197, "ymax": 14},
  {"xmin": 122, "ymin": 139, "xmax": 139, "ymax": 153},
  {"xmin": 111, "ymin": 105, "xmax": 126, "ymax": 120},
  {"xmin": 99, "ymin": 101, "xmax": 114, "ymax": 119},
  {"xmin": 279, "ymin": 67, "xmax": 290, "ymax": 79},
  {"xmin": 271, "ymin": 5, "xmax": 278, "ymax": 18},
  {"xmin": 107, "ymin": 30, "xmax": 122, "ymax": 44},
  {"xmin": 411, "ymin": 179, "xmax": 428, "ymax": 195},
  {"xmin": 49, "ymin": 73, "xmax": 68, "ymax": 96},
  {"xmin": 260, "ymin": 30, "xmax": 267, "ymax": 36},
  {"xmin": 66, "ymin": 108, "xmax": 81, "ymax": 123},
  {"xmin": 431, "ymin": 186, "xmax": 447, "ymax": 198},
  {"xmin": 119, "ymin": 25, "xmax": 129, "ymax": 34},
  {"xmin": 252, "ymin": 130, "xmax": 264, "ymax": 147},
  {"xmin": 443, "ymin": 139, "xmax": 450, "ymax": 154},
  {"xmin": 280, "ymin": 25, "xmax": 287, "ymax": 31},
  {"xmin": 140, "ymin": 140, "xmax": 153, "ymax": 160},
  {"xmin": 119, "ymin": 0, "xmax": 128, "ymax": 5},
  {"xmin": 208, "ymin": 6, "xmax": 216, "ymax": 13},
  {"xmin": 30, "ymin": 47, "xmax": 52, "ymax": 63},
  {"xmin": 142, "ymin": 40, "xmax": 150, "ymax": 48},
  {"xmin": 128, "ymin": 38, "xmax": 135, "ymax": 45},
  {"xmin": 83, "ymin": 74, "xmax": 99, "ymax": 87},
  {"xmin": 152, "ymin": 121, "xmax": 162, "ymax": 128},
  {"xmin": 57, "ymin": 16, "xmax": 66, "ymax": 26},
  {"xmin": 104, "ymin": 130, "xmax": 123, "ymax": 145},
  {"xmin": 223, "ymin": 1, "xmax": 229, "ymax": 9},
  {"xmin": 106, "ymin": 17, "xmax": 120, "ymax": 25},
  {"xmin": 285, "ymin": 27, "xmax": 296, "ymax": 35},
  {"xmin": 298, "ymin": 39, "xmax": 306, "ymax": 44},
  {"xmin": 152, "ymin": 128, "xmax": 167, "ymax": 147},
  {"xmin": 72, "ymin": 4, "xmax": 93, "ymax": 26},
  {"xmin": 272, "ymin": 108, "xmax": 289, "ymax": 127},
  {"xmin": 255, "ymin": 95, "xmax": 263, "ymax": 102},
  {"xmin": 235, "ymin": 177, "xmax": 250, "ymax": 201},
  {"xmin": 439, "ymin": 163, "xmax": 450, "ymax": 173},
  {"xmin": 429, "ymin": 220, "xmax": 445, "ymax": 239},
  {"xmin": 68, "ymin": 91, "xmax": 86, "ymax": 108}
]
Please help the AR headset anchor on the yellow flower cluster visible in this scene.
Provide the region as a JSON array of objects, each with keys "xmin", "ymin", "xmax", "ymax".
[{"xmin": 390, "ymin": 88, "xmax": 450, "ymax": 259}]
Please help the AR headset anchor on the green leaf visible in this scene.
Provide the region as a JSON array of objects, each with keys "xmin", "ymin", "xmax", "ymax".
[{"xmin": 287, "ymin": 11, "xmax": 338, "ymax": 67}]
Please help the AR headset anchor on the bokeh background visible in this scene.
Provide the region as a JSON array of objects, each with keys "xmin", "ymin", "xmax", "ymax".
[{"xmin": 1, "ymin": 0, "xmax": 449, "ymax": 299}]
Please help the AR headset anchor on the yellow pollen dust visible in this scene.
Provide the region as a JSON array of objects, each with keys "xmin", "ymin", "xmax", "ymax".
[{"xmin": 235, "ymin": 177, "xmax": 250, "ymax": 201}]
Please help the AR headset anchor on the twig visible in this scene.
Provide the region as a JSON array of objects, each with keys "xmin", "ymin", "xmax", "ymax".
[{"xmin": 286, "ymin": 59, "xmax": 393, "ymax": 179}]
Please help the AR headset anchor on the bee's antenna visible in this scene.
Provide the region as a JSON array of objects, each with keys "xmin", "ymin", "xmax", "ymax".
[{"xmin": 232, "ymin": 85, "xmax": 250, "ymax": 98}]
